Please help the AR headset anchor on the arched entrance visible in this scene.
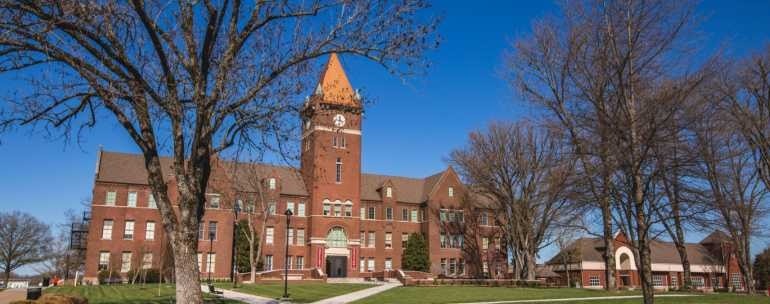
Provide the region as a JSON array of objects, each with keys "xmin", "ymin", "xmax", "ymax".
[{"xmin": 325, "ymin": 227, "xmax": 348, "ymax": 278}]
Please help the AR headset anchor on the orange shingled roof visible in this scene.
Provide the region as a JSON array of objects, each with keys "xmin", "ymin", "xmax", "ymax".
[{"xmin": 316, "ymin": 53, "xmax": 359, "ymax": 107}]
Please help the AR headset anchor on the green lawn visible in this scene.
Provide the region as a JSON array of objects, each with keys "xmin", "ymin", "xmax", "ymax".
[
  {"xmin": 215, "ymin": 282, "xmax": 373, "ymax": 303},
  {"xmin": 46, "ymin": 284, "xmax": 242, "ymax": 304},
  {"xmin": 352, "ymin": 286, "xmax": 769, "ymax": 304},
  {"xmin": 549, "ymin": 293, "xmax": 770, "ymax": 304}
]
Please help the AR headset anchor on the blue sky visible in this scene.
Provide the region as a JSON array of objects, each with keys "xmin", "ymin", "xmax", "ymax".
[{"xmin": 2, "ymin": 1, "xmax": 770, "ymax": 268}]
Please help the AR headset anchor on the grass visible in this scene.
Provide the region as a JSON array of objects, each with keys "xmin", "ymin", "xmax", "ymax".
[
  {"xmin": 215, "ymin": 281, "xmax": 374, "ymax": 303},
  {"xmin": 352, "ymin": 286, "xmax": 769, "ymax": 304},
  {"xmin": 46, "ymin": 284, "xmax": 242, "ymax": 304}
]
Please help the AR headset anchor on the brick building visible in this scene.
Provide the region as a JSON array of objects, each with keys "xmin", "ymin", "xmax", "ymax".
[
  {"xmin": 83, "ymin": 54, "xmax": 506, "ymax": 282},
  {"xmin": 545, "ymin": 231, "xmax": 747, "ymax": 291}
]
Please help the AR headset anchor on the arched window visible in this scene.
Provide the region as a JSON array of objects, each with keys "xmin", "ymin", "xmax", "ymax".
[
  {"xmin": 619, "ymin": 253, "xmax": 631, "ymax": 270},
  {"xmin": 326, "ymin": 227, "xmax": 348, "ymax": 248}
]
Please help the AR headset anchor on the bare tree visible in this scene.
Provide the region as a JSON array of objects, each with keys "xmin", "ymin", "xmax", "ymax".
[
  {"xmin": 450, "ymin": 121, "xmax": 575, "ymax": 281},
  {"xmin": 507, "ymin": 1, "xmax": 708, "ymax": 301},
  {"xmin": 0, "ymin": 1, "xmax": 437, "ymax": 301},
  {"xmin": 694, "ymin": 97, "xmax": 769, "ymax": 295},
  {"xmin": 0, "ymin": 211, "xmax": 53, "ymax": 285}
]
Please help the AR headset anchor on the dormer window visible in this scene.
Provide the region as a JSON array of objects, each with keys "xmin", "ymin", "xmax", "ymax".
[
  {"xmin": 386, "ymin": 187, "xmax": 393, "ymax": 198},
  {"xmin": 268, "ymin": 178, "xmax": 276, "ymax": 190},
  {"xmin": 448, "ymin": 187, "xmax": 454, "ymax": 197}
]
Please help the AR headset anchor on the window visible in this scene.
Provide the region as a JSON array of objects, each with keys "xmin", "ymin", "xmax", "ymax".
[
  {"xmin": 367, "ymin": 258, "xmax": 375, "ymax": 272},
  {"xmin": 345, "ymin": 205, "xmax": 352, "ymax": 217},
  {"xmin": 482, "ymin": 237, "xmax": 489, "ymax": 250},
  {"xmin": 323, "ymin": 203, "xmax": 331, "ymax": 216},
  {"xmin": 208, "ymin": 222, "xmax": 217, "ymax": 241},
  {"xmin": 589, "ymin": 276, "xmax": 600, "ymax": 286},
  {"xmin": 148, "ymin": 194, "xmax": 157, "ymax": 208},
  {"xmin": 440, "ymin": 210, "xmax": 447, "ymax": 222},
  {"xmin": 385, "ymin": 233, "xmax": 392, "ymax": 249},
  {"xmin": 102, "ymin": 220, "xmax": 113, "ymax": 240},
  {"xmin": 296, "ymin": 256, "xmax": 304, "ymax": 270},
  {"xmin": 730, "ymin": 273, "xmax": 742, "ymax": 289},
  {"xmin": 198, "ymin": 222, "xmax": 205, "ymax": 240},
  {"xmin": 494, "ymin": 237, "xmax": 501, "ymax": 249},
  {"xmin": 449, "ymin": 258, "xmax": 456, "ymax": 275},
  {"xmin": 298, "ymin": 203, "xmax": 306, "ymax": 217},
  {"xmin": 711, "ymin": 276, "xmax": 719, "ymax": 288},
  {"xmin": 127, "ymin": 192, "xmax": 137, "ymax": 207},
  {"xmin": 335, "ymin": 158, "xmax": 342, "ymax": 183},
  {"xmin": 265, "ymin": 255, "xmax": 273, "ymax": 271},
  {"xmin": 411, "ymin": 209, "xmax": 418, "ymax": 222},
  {"xmin": 402, "ymin": 233, "xmax": 409, "ymax": 248},
  {"xmin": 105, "ymin": 191, "xmax": 116, "ymax": 206},
  {"xmin": 287, "ymin": 256, "xmax": 293, "ymax": 270},
  {"xmin": 386, "ymin": 208, "xmax": 393, "ymax": 220},
  {"xmin": 340, "ymin": 136, "xmax": 346, "ymax": 148},
  {"xmin": 653, "ymin": 274, "xmax": 665, "ymax": 286},
  {"xmin": 197, "ymin": 253, "xmax": 203, "ymax": 271},
  {"xmin": 480, "ymin": 212, "xmax": 488, "ymax": 225},
  {"xmin": 208, "ymin": 195, "xmax": 220, "ymax": 209},
  {"xmin": 368, "ymin": 207, "xmax": 376, "ymax": 220},
  {"xmin": 142, "ymin": 253, "xmax": 153, "ymax": 269},
  {"xmin": 360, "ymin": 207, "xmax": 366, "ymax": 220},
  {"xmin": 288, "ymin": 228, "xmax": 294, "ymax": 245},
  {"xmin": 368, "ymin": 232, "xmax": 376, "ymax": 248},
  {"xmin": 98, "ymin": 252, "xmax": 110, "ymax": 270},
  {"xmin": 671, "ymin": 275, "xmax": 678, "ymax": 288},
  {"xmin": 206, "ymin": 253, "xmax": 216, "ymax": 273},
  {"xmin": 124, "ymin": 220, "xmax": 135, "ymax": 240},
  {"xmin": 440, "ymin": 258, "xmax": 447, "ymax": 275},
  {"xmin": 690, "ymin": 276, "xmax": 705, "ymax": 288},
  {"xmin": 332, "ymin": 135, "xmax": 338, "ymax": 147},
  {"xmin": 121, "ymin": 252, "xmax": 132, "ymax": 272},
  {"xmin": 448, "ymin": 187, "xmax": 454, "ymax": 197},
  {"xmin": 385, "ymin": 258, "xmax": 392, "ymax": 270},
  {"xmin": 402, "ymin": 208, "xmax": 409, "ymax": 221},
  {"xmin": 268, "ymin": 202, "xmax": 277, "ymax": 215},
  {"xmin": 359, "ymin": 258, "xmax": 365, "ymax": 272},
  {"xmin": 386, "ymin": 187, "xmax": 392, "ymax": 198},
  {"xmin": 268, "ymin": 178, "xmax": 276, "ymax": 190},
  {"xmin": 327, "ymin": 227, "xmax": 347, "ymax": 248},
  {"xmin": 297, "ymin": 229, "xmax": 305, "ymax": 246},
  {"xmin": 145, "ymin": 221, "xmax": 155, "ymax": 240},
  {"xmin": 287, "ymin": 202, "xmax": 295, "ymax": 215},
  {"xmin": 458, "ymin": 259, "xmax": 465, "ymax": 275},
  {"xmin": 440, "ymin": 234, "xmax": 447, "ymax": 248},
  {"xmin": 334, "ymin": 204, "xmax": 342, "ymax": 217},
  {"xmin": 266, "ymin": 227, "xmax": 274, "ymax": 244}
]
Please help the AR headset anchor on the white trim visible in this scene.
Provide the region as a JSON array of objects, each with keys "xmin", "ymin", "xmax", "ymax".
[
  {"xmin": 302, "ymin": 126, "xmax": 361, "ymax": 139},
  {"xmin": 615, "ymin": 246, "xmax": 638, "ymax": 271}
]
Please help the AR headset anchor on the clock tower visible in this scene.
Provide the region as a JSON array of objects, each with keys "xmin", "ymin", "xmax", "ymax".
[{"xmin": 300, "ymin": 53, "xmax": 363, "ymax": 274}]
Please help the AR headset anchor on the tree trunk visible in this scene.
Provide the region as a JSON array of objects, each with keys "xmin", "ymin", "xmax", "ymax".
[
  {"xmin": 172, "ymin": 232, "xmax": 203, "ymax": 303},
  {"xmin": 601, "ymin": 202, "xmax": 616, "ymax": 291}
]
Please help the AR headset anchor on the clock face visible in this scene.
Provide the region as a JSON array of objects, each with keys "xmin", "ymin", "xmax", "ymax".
[{"xmin": 333, "ymin": 114, "xmax": 346, "ymax": 127}]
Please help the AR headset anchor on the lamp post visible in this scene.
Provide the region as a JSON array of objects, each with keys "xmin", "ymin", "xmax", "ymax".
[
  {"xmin": 231, "ymin": 201, "xmax": 241, "ymax": 288},
  {"xmin": 282, "ymin": 208, "xmax": 293, "ymax": 299},
  {"xmin": 207, "ymin": 230, "xmax": 215, "ymax": 287}
]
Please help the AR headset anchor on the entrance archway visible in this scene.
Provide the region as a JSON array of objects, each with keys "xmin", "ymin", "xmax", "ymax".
[{"xmin": 325, "ymin": 227, "xmax": 348, "ymax": 278}]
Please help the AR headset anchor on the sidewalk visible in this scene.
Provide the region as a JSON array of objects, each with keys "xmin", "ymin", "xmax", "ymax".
[
  {"xmin": 201, "ymin": 285, "xmax": 280, "ymax": 304},
  {"xmin": 310, "ymin": 282, "xmax": 401, "ymax": 304},
  {"xmin": 0, "ymin": 289, "xmax": 26, "ymax": 304}
]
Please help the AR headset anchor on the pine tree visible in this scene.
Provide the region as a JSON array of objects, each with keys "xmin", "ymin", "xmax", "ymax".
[
  {"xmin": 754, "ymin": 246, "xmax": 770, "ymax": 291},
  {"xmin": 401, "ymin": 233, "xmax": 430, "ymax": 272},
  {"xmin": 235, "ymin": 220, "xmax": 257, "ymax": 273}
]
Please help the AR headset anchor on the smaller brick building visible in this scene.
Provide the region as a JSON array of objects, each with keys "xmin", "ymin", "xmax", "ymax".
[
  {"xmin": 83, "ymin": 54, "xmax": 507, "ymax": 283},
  {"xmin": 545, "ymin": 231, "xmax": 746, "ymax": 291}
]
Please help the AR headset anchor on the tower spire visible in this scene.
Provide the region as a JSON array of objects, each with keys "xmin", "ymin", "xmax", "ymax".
[{"xmin": 315, "ymin": 53, "xmax": 359, "ymax": 107}]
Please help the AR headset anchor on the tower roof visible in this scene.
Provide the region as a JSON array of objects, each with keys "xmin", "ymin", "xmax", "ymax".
[{"xmin": 315, "ymin": 53, "xmax": 359, "ymax": 107}]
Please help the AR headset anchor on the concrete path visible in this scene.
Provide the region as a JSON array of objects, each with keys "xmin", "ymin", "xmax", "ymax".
[
  {"xmin": 310, "ymin": 282, "xmax": 401, "ymax": 304},
  {"xmin": 202, "ymin": 285, "xmax": 280, "ymax": 304},
  {"xmin": 0, "ymin": 289, "xmax": 27, "ymax": 304},
  {"xmin": 453, "ymin": 294, "xmax": 698, "ymax": 304}
]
